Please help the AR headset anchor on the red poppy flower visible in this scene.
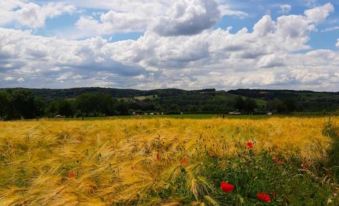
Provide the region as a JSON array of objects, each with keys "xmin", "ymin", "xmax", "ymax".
[
  {"xmin": 180, "ymin": 157, "xmax": 189, "ymax": 167},
  {"xmin": 220, "ymin": 181, "xmax": 235, "ymax": 193},
  {"xmin": 68, "ymin": 171, "xmax": 76, "ymax": 178},
  {"xmin": 246, "ymin": 141, "xmax": 254, "ymax": 149},
  {"xmin": 257, "ymin": 192, "xmax": 271, "ymax": 203}
]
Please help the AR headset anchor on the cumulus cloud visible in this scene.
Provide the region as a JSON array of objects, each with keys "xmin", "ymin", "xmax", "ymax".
[
  {"xmin": 337, "ymin": 39, "xmax": 339, "ymax": 48},
  {"xmin": 0, "ymin": 2, "xmax": 338, "ymax": 91},
  {"xmin": 250, "ymin": 3, "xmax": 335, "ymax": 51},
  {"xmin": 259, "ymin": 3, "xmax": 335, "ymax": 49},
  {"xmin": 152, "ymin": 0, "xmax": 220, "ymax": 36},
  {"xmin": 0, "ymin": 0, "xmax": 75, "ymax": 28},
  {"xmin": 0, "ymin": 28, "xmax": 146, "ymax": 88},
  {"xmin": 75, "ymin": 10, "xmax": 150, "ymax": 36},
  {"xmin": 75, "ymin": 0, "xmax": 245, "ymax": 37},
  {"xmin": 253, "ymin": 15, "xmax": 275, "ymax": 36},
  {"xmin": 304, "ymin": 3, "xmax": 334, "ymax": 24}
]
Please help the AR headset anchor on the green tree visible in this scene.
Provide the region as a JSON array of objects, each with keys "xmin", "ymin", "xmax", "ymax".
[
  {"xmin": 116, "ymin": 101, "xmax": 129, "ymax": 115},
  {"xmin": 7, "ymin": 90, "xmax": 42, "ymax": 119},
  {"xmin": 76, "ymin": 93, "xmax": 115, "ymax": 117},
  {"xmin": 267, "ymin": 99, "xmax": 287, "ymax": 113},
  {"xmin": 234, "ymin": 97, "xmax": 245, "ymax": 112},
  {"xmin": 283, "ymin": 98, "xmax": 297, "ymax": 113},
  {"xmin": 59, "ymin": 100, "xmax": 75, "ymax": 117},
  {"xmin": 244, "ymin": 98, "xmax": 257, "ymax": 114},
  {"xmin": 0, "ymin": 91, "xmax": 9, "ymax": 119},
  {"xmin": 46, "ymin": 100, "xmax": 75, "ymax": 117}
]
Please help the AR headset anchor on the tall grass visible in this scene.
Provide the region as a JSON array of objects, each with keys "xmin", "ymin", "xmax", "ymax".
[{"xmin": 0, "ymin": 117, "xmax": 337, "ymax": 205}]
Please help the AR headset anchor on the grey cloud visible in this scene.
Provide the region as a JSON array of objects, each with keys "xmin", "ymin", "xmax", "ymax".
[
  {"xmin": 237, "ymin": 50, "xmax": 268, "ymax": 59},
  {"xmin": 75, "ymin": 0, "xmax": 222, "ymax": 37},
  {"xmin": 74, "ymin": 0, "xmax": 231, "ymax": 38},
  {"xmin": 0, "ymin": 28, "xmax": 146, "ymax": 88},
  {"xmin": 69, "ymin": 61, "xmax": 145, "ymax": 77}
]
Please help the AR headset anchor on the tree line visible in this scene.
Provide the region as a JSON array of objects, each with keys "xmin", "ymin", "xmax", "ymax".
[
  {"xmin": 0, "ymin": 90, "xmax": 129, "ymax": 120},
  {"xmin": 0, "ymin": 89, "xmax": 335, "ymax": 120}
]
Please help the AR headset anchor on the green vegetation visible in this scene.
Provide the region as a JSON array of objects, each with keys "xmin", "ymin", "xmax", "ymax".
[
  {"xmin": 0, "ymin": 88, "xmax": 338, "ymax": 120},
  {"xmin": 149, "ymin": 151, "xmax": 338, "ymax": 205}
]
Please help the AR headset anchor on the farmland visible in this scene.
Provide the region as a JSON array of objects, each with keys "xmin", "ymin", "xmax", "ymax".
[{"xmin": 0, "ymin": 117, "xmax": 338, "ymax": 205}]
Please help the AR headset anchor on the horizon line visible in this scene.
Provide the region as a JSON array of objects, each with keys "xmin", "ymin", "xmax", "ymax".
[{"xmin": 1, "ymin": 87, "xmax": 338, "ymax": 93}]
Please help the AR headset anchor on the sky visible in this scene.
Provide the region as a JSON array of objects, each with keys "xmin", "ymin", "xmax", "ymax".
[{"xmin": 0, "ymin": 0, "xmax": 338, "ymax": 91}]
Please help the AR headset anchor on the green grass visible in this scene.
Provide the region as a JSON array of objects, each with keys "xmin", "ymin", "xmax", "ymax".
[
  {"xmin": 135, "ymin": 150, "xmax": 339, "ymax": 205},
  {"xmin": 121, "ymin": 120, "xmax": 339, "ymax": 205}
]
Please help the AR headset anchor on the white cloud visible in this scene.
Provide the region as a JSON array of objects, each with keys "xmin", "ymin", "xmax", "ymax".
[
  {"xmin": 253, "ymin": 15, "xmax": 275, "ymax": 36},
  {"xmin": 218, "ymin": 5, "xmax": 248, "ymax": 18},
  {"xmin": 75, "ymin": 11, "xmax": 149, "ymax": 37},
  {"xmin": 0, "ymin": 27, "xmax": 146, "ymax": 88},
  {"xmin": 304, "ymin": 3, "xmax": 334, "ymax": 24},
  {"xmin": 0, "ymin": 0, "xmax": 75, "ymax": 28},
  {"xmin": 279, "ymin": 4, "xmax": 292, "ymax": 14},
  {"xmin": 321, "ymin": 26, "xmax": 339, "ymax": 32},
  {"xmin": 257, "ymin": 54, "xmax": 285, "ymax": 68},
  {"xmin": 152, "ymin": 0, "xmax": 220, "ymax": 36},
  {"xmin": 4, "ymin": 76, "xmax": 15, "ymax": 81},
  {"xmin": 252, "ymin": 3, "xmax": 334, "ymax": 51},
  {"xmin": 0, "ymin": 3, "xmax": 338, "ymax": 91},
  {"xmin": 74, "ymin": 0, "xmax": 245, "ymax": 37},
  {"xmin": 17, "ymin": 77, "xmax": 25, "ymax": 82},
  {"xmin": 336, "ymin": 39, "xmax": 339, "ymax": 48}
]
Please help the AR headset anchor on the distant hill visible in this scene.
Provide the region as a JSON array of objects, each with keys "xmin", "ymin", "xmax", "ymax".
[
  {"xmin": 229, "ymin": 89, "xmax": 339, "ymax": 112},
  {"xmin": 228, "ymin": 89, "xmax": 339, "ymax": 99},
  {"xmin": 2, "ymin": 88, "xmax": 219, "ymax": 100},
  {"xmin": 4, "ymin": 87, "xmax": 337, "ymax": 98}
]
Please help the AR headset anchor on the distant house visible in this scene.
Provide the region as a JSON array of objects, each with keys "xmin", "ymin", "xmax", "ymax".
[
  {"xmin": 229, "ymin": 111, "xmax": 241, "ymax": 115},
  {"xmin": 55, "ymin": 115, "xmax": 65, "ymax": 118}
]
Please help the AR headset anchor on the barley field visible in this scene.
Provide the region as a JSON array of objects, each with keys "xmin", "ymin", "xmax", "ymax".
[{"xmin": 0, "ymin": 117, "xmax": 338, "ymax": 205}]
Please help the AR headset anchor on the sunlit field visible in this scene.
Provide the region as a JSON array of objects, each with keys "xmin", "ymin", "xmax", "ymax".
[{"xmin": 0, "ymin": 117, "xmax": 338, "ymax": 205}]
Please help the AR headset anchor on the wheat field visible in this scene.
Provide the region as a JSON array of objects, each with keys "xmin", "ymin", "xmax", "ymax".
[{"xmin": 0, "ymin": 117, "xmax": 338, "ymax": 205}]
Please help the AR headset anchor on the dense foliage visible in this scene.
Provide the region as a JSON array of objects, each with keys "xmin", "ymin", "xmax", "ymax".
[{"xmin": 0, "ymin": 88, "xmax": 338, "ymax": 120}]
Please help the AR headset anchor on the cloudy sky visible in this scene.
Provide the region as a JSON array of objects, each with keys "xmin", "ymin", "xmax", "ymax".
[{"xmin": 0, "ymin": 0, "xmax": 338, "ymax": 91}]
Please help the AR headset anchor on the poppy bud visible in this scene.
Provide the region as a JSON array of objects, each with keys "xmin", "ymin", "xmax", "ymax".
[
  {"xmin": 68, "ymin": 171, "xmax": 76, "ymax": 178},
  {"xmin": 180, "ymin": 157, "xmax": 189, "ymax": 167},
  {"xmin": 246, "ymin": 141, "xmax": 254, "ymax": 149}
]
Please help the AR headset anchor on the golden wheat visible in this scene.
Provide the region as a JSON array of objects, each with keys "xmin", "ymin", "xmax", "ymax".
[{"xmin": 0, "ymin": 117, "xmax": 336, "ymax": 205}]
